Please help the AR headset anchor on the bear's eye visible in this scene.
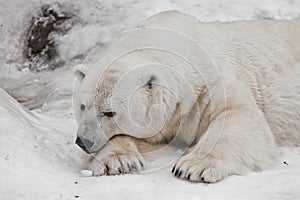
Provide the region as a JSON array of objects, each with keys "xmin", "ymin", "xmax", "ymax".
[
  {"xmin": 80, "ymin": 104, "xmax": 86, "ymax": 111},
  {"xmin": 103, "ymin": 111, "xmax": 116, "ymax": 118}
]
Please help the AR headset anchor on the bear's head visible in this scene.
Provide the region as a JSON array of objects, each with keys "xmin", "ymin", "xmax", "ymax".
[{"xmin": 74, "ymin": 50, "xmax": 202, "ymax": 154}]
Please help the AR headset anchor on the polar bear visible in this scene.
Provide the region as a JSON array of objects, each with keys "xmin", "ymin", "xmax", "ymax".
[{"xmin": 74, "ymin": 11, "xmax": 300, "ymax": 183}]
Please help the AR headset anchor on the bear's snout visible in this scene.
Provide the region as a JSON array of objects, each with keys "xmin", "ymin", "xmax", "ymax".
[{"xmin": 76, "ymin": 137, "xmax": 94, "ymax": 154}]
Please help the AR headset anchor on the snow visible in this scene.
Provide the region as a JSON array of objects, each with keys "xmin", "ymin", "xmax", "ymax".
[
  {"xmin": 80, "ymin": 170, "xmax": 93, "ymax": 177},
  {"xmin": 0, "ymin": 0, "xmax": 300, "ymax": 199}
]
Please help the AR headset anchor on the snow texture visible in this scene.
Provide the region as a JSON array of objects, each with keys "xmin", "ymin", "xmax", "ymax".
[{"xmin": 0, "ymin": 0, "xmax": 300, "ymax": 200}]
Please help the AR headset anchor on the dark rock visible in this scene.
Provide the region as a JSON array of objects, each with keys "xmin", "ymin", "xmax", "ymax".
[{"xmin": 24, "ymin": 3, "xmax": 76, "ymax": 71}]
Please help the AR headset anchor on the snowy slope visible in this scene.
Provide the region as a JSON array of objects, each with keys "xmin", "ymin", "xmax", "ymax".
[{"xmin": 1, "ymin": 0, "xmax": 300, "ymax": 200}]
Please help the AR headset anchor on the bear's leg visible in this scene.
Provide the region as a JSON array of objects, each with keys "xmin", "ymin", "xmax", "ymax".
[
  {"xmin": 88, "ymin": 135, "xmax": 162, "ymax": 176},
  {"xmin": 172, "ymin": 105, "xmax": 279, "ymax": 183}
]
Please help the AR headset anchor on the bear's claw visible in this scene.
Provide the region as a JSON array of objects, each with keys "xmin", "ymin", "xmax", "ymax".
[
  {"xmin": 171, "ymin": 153, "xmax": 230, "ymax": 183},
  {"xmin": 89, "ymin": 153, "xmax": 145, "ymax": 176}
]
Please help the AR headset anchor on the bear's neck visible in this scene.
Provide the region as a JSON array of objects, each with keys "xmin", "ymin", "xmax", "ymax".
[{"xmin": 144, "ymin": 73, "xmax": 217, "ymax": 147}]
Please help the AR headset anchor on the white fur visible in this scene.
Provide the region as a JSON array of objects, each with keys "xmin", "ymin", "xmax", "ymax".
[{"xmin": 74, "ymin": 11, "xmax": 300, "ymax": 182}]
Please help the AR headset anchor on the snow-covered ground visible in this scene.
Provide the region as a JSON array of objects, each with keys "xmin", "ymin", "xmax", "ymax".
[{"xmin": 0, "ymin": 0, "xmax": 300, "ymax": 200}]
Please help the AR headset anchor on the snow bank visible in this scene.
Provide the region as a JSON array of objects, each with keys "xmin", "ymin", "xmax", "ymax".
[
  {"xmin": 0, "ymin": 88, "xmax": 86, "ymax": 199},
  {"xmin": 1, "ymin": 0, "xmax": 300, "ymax": 199},
  {"xmin": 2, "ymin": 0, "xmax": 300, "ymax": 66}
]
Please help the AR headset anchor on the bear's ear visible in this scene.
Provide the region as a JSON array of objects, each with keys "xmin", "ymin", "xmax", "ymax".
[
  {"xmin": 75, "ymin": 64, "xmax": 86, "ymax": 82},
  {"xmin": 146, "ymin": 75, "xmax": 156, "ymax": 89}
]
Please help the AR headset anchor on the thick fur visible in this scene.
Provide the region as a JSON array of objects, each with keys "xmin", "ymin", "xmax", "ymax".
[{"xmin": 75, "ymin": 11, "xmax": 300, "ymax": 183}]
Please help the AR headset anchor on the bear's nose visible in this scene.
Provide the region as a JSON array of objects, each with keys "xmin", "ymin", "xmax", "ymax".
[{"xmin": 75, "ymin": 137, "xmax": 94, "ymax": 153}]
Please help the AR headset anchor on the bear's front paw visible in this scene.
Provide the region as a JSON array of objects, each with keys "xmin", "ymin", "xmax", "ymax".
[
  {"xmin": 172, "ymin": 153, "xmax": 231, "ymax": 183},
  {"xmin": 88, "ymin": 152, "xmax": 145, "ymax": 176}
]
